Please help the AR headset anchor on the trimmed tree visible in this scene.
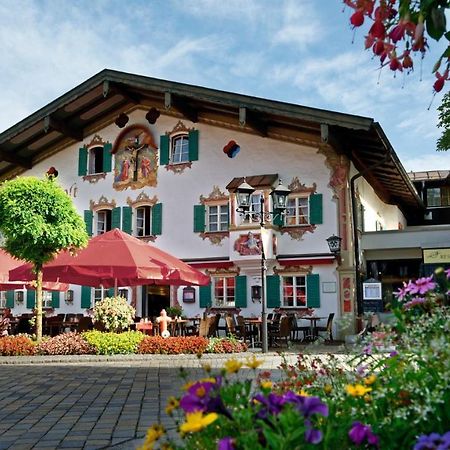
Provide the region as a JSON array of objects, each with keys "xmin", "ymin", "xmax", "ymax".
[{"xmin": 0, "ymin": 175, "xmax": 88, "ymax": 341}]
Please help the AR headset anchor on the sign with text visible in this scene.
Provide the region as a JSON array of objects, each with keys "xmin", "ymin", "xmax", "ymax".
[{"xmin": 423, "ymin": 248, "xmax": 450, "ymax": 264}]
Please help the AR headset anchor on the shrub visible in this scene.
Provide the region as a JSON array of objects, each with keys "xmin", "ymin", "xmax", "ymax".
[
  {"xmin": 92, "ymin": 296, "xmax": 135, "ymax": 332},
  {"xmin": 0, "ymin": 335, "xmax": 36, "ymax": 356},
  {"xmin": 37, "ymin": 332, "xmax": 95, "ymax": 355},
  {"xmin": 206, "ymin": 336, "xmax": 248, "ymax": 353},
  {"xmin": 83, "ymin": 330, "xmax": 145, "ymax": 355},
  {"xmin": 138, "ymin": 336, "xmax": 208, "ymax": 355}
]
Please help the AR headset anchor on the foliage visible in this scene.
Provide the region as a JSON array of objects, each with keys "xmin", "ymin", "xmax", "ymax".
[
  {"xmin": 138, "ymin": 336, "xmax": 209, "ymax": 355},
  {"xmin": 92, "ymin": 296, "xmax": 135, "ymax": 332},
  {"xmin": 37, "ymin": 332, "xmax": 95, "ymax": 355},
  {"xmin": 0, "ymin": 175, "xmax": 88, "ymax": 340},
  {"xmin": 0, "ymin": 335, "xmax": 36, "ymax": 356},
  {"xmin": 140, "ymin": 269, "xmax": 450, "ymax": 449},
  {"xmin": 205, "ymin": 336, "xmax": 248, "ymax": 353},
  {"xmin": 437, "ymin": 90, "xmax": 450, "ymax": 150},
  {"xmin": 82, "ymin": 330, "xmax": 145, "ymax": 355},
  {"xmin": 166, "ymin": 306, "xmax": 185, "ymax": 318}
]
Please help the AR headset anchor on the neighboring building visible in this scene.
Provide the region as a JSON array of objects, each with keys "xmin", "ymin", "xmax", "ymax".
[{"xmin": 0, "ymin": 70, "xmax": 423, "ymax": 336}]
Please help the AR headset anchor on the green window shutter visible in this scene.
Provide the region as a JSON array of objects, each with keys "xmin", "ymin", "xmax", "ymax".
[
  {"xmin": 103, "ymin": 143, "xmax": 112, "ymax": 173},
  {"xmin": 84, "ymin": 210, "xmax": 93, "ymax": 236},
  {"xmin": 309, "ymin": 194, "xmax": 323, "ymax": 225},
  {"xmin": 199, "ymin": 284, "xmax": 212, "ymax": 308},
  {"xmin": 6, "ymin": 291, "xmax": 14, "ymax": 308},
  {"xmin": 306, "ymin": 274, "xmax": 320, "ymax": 308},
  {"xmin": 266, "ymin": 275, "xmax": 281, "ymax": 308},
  {"xmin": 122, "ymin": 207, "xmax": 132, "ymax": 234},
  {"xmin": 188, "ymin": 130, "xmax": 199, "ymax": 161},
  {"xmin": 107, "ymin": 288, "xmax": 115, "ymax": 298},
  {"xmin": 160, "ymin": 135, "xmax": 170, "ymax": 165},
  {"xmin": 235, "ymin": 275, "xmax": 247, "ymax": 308},
  {"xmin": 78, "ymin": 147, "xmax": 88, "ymax": 176},
  {"xmin": 152, "ymin": 203, "xmax": 163, "ymax": 235},
  {"xmin": 26, "ymin": 290, "xmax": 36, "ymax": 309},
  {"xmin": 111, "ymin": 207, "xmax": 122, "ymax": 230},
  {"xmin": 193, "ymin": 205, "xmax": 206, "ymax": 232},
  {"xmin": 81, "ymin": 286, "xmax": 92, "ymax": 309},
  {"xmin": 273, "ymin": 208, "xmax": 284, "ymax": 227},
  {"xmin": 51, "ymin": 291, "xmax": 60, "ymax": 309}
]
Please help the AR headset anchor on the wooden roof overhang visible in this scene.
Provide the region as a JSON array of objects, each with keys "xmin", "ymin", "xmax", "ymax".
[{"xmin": 0, "ymin": 69, "xmax": 423, "ymax": 218}]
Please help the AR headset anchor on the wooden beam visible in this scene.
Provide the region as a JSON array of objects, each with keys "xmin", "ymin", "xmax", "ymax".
[
  {"xmin": 110, "ymin": 83, "xmax": 141, "ymax": 105},
  {"xmin": 238, "ymin": 107, "xmax": 267, "ymax": 136},
  {"xmin": 44, "ymin": 116, "xmax": 83, "ymax": 141},
  {"xmin": 320, "ymin": 124, "xmax": 343, "ymax": 152},
  {"xmin": 164, "ymin": 92, "xmax": 198, "ymax": 123},
  {"xmin": 0, "ymin": 148, "xmax": 32, "ymax": 168}
]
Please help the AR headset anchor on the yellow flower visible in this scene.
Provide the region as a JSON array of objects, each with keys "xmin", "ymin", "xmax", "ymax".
[
  {"xmin": 364, "ymin": 394, "xmax": 372, "ymax": 403},
  {"xmin": 138, "ymin": 424, "xmax": 165, "ymax": 450},
  {"xmin": 180, "ymin": 412, "xmax": 218, "ymax": 434},
  {"xmin": 245, "ymin": 355, "xmax": 264, "ymax": 369},
  {"xmin": 346, "ymin": 384, "xmax": 372, "ymax": 397},
  {"xmin": 182, "ymin": 381, "xmax": 195, "ymax": 391},
  {"xmin": 298, "ymin": 389, "xmax": 309, "ymax": 397},
  {"xmin": 224, "ymin": 358, "xmax": 243, "ymax": 374},
  {"xmin": 199, "ymin": 377, "xmax": 217, "ymax": 384},
  {"xmin": 364, "ymin": 374, "xmax": 377, "ymax": 385},
  {"xmin": 260, "ymin": 380, "xmax": 273, "ymax": 390},
  {"xmin": 165, "ymin": 396, "xmax": 179, "ymax": 415},
  {"xmin": 323, "ymin": 384, "xmax": 332, "ymax": 394}
]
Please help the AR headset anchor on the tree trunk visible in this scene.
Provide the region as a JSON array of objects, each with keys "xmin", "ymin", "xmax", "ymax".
[{"xmin": 35, "ymin": 266, "xmax": 43, "ymax": 342}]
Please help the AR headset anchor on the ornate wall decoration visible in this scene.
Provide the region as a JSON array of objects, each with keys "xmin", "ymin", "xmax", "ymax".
[
  {"xmin": 126, "ymin": 192, "xmax": 158, "ymax": 208},
  {"xmin": 165, "ymin": 161, "xmax": 192, "ymax": 174},
  {"xmin": 274, "ymin": 265, "xmax": 313, "ymax": 275},
  {"xmin": 112, "ymin": 124, "xmax": 158, "ymax": 191},
  {"xmin": 288, "ymin": 177, "xmax": 317, "ymax": 194},
  {"xmin": 200, "ymin": 186, "xmax": 229, "ymax": 204},
  {"xmin": 281, "ymin": 225, "xmax": 316, "ymax": 240},
  {"xmin": 234, "ymin": 232, "xmax": 262, "ymax": 256},
  {"xmin": 164, "ymin": 121, "xmax": 195, "ymax": 174},
  {"xmin": 199, "ymin": 232, "xmax": 228, "ymax": 246},
  {"xmin": 206, "ymin": 266, "xmax": 240, "ymax": 276},
  {"xmin": 83, "ymin": 134, "xmax": 109, "ymax": 184},
  {"xmin": 89, "ymin": 195, "xmax": 116, "ymax": 212}
]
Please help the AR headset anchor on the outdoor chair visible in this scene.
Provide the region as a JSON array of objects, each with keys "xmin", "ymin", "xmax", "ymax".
[
  {"xmin": 207, "ymin": 314, "xmax": 220, "ymax": 337},
  {"xmin": 225, "ymin": 315, "xmax": 238, "ymax": 337},
  {"xmin": 236, "ymin": 315, "xmax": 258, "ymax": 347},
  {"xmin": 290, "ymin": 315, "xmax": 311, "ymax": 341},
  {"xmin": 45, "ymin": 316, "xmax": 63, "ymax": 336},
  {"xmin": 217, "ymin": 314, "xmax": 227, "ymax": 337},
  {"xmin": 269, "ymin": 316, "xmax": 292, "ymax": 348},
  {"xmin": 198, "ymin": 318, "xmax": 210, "ymax": 338},
  {"xmin": 315, "ymin": 313, "xmax": 335, "ymax": 342}
]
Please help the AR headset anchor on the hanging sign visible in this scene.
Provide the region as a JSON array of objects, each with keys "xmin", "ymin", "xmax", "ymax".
[{"xmin": 423, "ymin": 248, "xmax": 450, "ymax": 264}]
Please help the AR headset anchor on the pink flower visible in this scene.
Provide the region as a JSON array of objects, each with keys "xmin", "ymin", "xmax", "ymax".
[
  {"xmin": 351, "ymin": 10, "xmax": 365, "ymax": 27},
  {"xmin": 369, "ymin": 20, "xmax": 385, "ymax": 39},
  {"xmin": 395, "ymin": 282, "xmax": 410, "ymax": 301},
  {"xmin": 408, "ymin": 276, "xmax": 436, "ymax": 295},
  {"xmin": 445, "ymin": 268, "xmax": 450, "ymax": 279}
]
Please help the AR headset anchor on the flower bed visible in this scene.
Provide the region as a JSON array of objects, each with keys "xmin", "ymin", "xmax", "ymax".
[
  {"xmin": 138, "ymin": 336, "xmax": 209, "ymax": 355},
  {"xmin": 138, "ymin": 269, "xmax": 450, "ymax": 449}
]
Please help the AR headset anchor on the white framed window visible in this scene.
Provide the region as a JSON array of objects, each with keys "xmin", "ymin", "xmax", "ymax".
[
  {"xmin": 239, "ymin": 193, "xmax": 262, "ymax": 225},
  {"xmin": 171, "ymin": 134, "xmax": 189, "ymax": 164},
  {"xmin": 285, "ymin": 196, "xmax": 309, "ymax": 226},
  {"xmin": 0, "ymin": 292, "xmax": 6, "ymax": 309},
  {"xmin": 206, "ymin": 204, "xmax": 228, "ymax": 232},
  {"xmin": 88, "ymin": 146, "xmax": 105, "ymax": 175},
  {"xmin": 42, "ymin": 291, "xmax": 53, "ymax": 308},
  {"xmin": 282, "ymin": 275, "xmax": 306, "ymax": 307},
  {"xmin": 136, "ymin": 206, "xmax": 152, "ymax": 237},
  {"xmin": 213, "ymin": 276, "xmax": 235, "ymax": 307},
  {"xmin": 96, "ymin": 209, "xmax": 112, "ymax": 235},
  {"xmin": 15, "ymin": 291, "xmax": 24, "ymax": 304}
]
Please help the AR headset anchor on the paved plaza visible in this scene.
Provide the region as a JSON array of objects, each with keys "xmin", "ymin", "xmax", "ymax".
[{"xmin": 0, "ymin": 345, "xmax": 348, "ymax": 449}]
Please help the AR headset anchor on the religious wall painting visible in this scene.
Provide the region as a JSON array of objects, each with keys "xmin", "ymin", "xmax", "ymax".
[
  {"xmin": 234, "ymin": 232, "xmax": 262, "ymax": 256},
  {"xmin": 112, "ymin": 124, "xmax": 158, "ymax": 191}
]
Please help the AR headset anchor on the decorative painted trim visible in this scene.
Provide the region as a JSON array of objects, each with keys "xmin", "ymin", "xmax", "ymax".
[
  {"xmin": 83, "ymin": 173, "xmax": 107, "ymax": 184},
  {"xmin": 126, "ymin": 192, "xmax": 158, "ymax": 208},
  {"xmin": 89, "ymin": 195, "xmax": 116, "ymax": 212},
  {"xmin": 280, "ymin": 224, "xmax": 316, "ymax": 240},
  {"xmin": 200, "ymin": 185, "xmax": 229, "ymax": 205},
  {"xmin": 206, "ymin": 266, "xmax": 240, "ymax": 276},
  {"xmin": 317, "ymin": 144, "xmax": 350, "ymax": 198},
  {"xmin": 165, "ymin": 161, "xmax": 192, "ymax": 174},
  {"xmin": 199, "ymin": 232, "xmax": 228, "ymax": 246},
  {"xmin": 169, "ymin": 120, "xmax": 194, "ymax": 135},
  {"xmin": 273, "ymin": 265, "xmax": 313, "ymax": 275},
  {"xmin": 288, "ymin": 177, "xmax": 317, "ymax": 194},
  {"xmin": 137, "ymin": 235, "xmax": 157, "ymax": 243},
  {"xmin": 88, "ymin": 134, "xmax": 107, "ymax": 148}
]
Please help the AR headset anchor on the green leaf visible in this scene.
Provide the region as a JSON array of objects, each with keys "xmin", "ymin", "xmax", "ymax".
[
  {"xmin": 445, "ymin": 30, "xmax": 450, "ymax": 41},
  {"xmin": 433, "ymin": 57, "xmax": 443, "ymax": 72},
  {"xmin": 426, "ymin": 6, "xmax": 447, "ymax": 41}
]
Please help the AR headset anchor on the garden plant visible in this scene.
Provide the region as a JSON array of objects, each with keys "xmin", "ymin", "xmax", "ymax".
[{"xmin": 138, "ymin": 268, "xmax": 450, "ymax": 449}]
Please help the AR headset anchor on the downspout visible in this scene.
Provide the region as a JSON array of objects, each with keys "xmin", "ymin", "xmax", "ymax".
[{"xmin": 350, "ymin": 152, "xmax": 391, "ymax": 317}]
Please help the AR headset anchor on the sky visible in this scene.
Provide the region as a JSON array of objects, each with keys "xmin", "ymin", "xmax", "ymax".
[{"xmin": 0, "ymin": 0, "xmax": 449, "ymax": 173}]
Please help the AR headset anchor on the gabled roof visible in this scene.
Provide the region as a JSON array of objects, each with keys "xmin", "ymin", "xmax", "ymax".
[{"xmin": 0, "ymin": 69, "xmax": 423, "ymax": 217}]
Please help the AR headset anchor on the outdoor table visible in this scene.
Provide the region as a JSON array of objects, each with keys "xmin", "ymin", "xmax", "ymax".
[
  {"xmin": 243, "ymin": 318, "xmax": 262, "ymax": 348},
  {"xmin": 170, "ymin": 319, "xmax": 188, "ymax": 336},
  {"xmin": 301, "ymin": 316, "xmax": 327, "ymax": 341},
  {"xmin": 137, "ymin": 321, "xmax": 153, "ymax": 335}
]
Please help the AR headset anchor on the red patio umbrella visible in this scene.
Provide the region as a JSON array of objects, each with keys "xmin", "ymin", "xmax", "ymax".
[
  {"xmin": 0, "ymin": 249, "xmax": 68, "ymax": 291},
  {"xmin": 9, "ymin": 228, "xmax": 210, "ymax": 289}
]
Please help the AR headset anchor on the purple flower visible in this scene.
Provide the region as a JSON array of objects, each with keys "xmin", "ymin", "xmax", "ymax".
[
  {"xmin": 445, "ymin": 268, "xmax": 450, "ymax": 279},
  {"xmin": 180, "ymin": 380, "xmax": 218, "ymax": 413},
  {"xmin": 299, "ymin": 396, "xmax": 329, "ymax": 418},
  {"xmin": 389, "ymin": 350, "xmax": 398, "ymax": 358},
  {"xmin": 403, "ymin": 297, "xmax": 427, "ymax": 310},
  {"xmin": 254, "ymin": 392, "xmax": 286, "ymax": 418},
  {"xmin": 395, "ymin": 282, "xmax": 411, "ymax": 300},
  {"xmin": 304, "ymin": 420, "xmax": 323, "ymax": 444},
  {"xmin": 414, "ymin": 431, "xmax": 450, "ymax": 450},
  {"xmin": 218, "ymin": 437, "xmax": 235, "ymax": 450},
  {"xmin": 349, "ymin": 422, "xmax": 379, "ymax": 448},
  {"xmin": 408, "ymin": 276, "xmax": 436, "ymax": 295}
]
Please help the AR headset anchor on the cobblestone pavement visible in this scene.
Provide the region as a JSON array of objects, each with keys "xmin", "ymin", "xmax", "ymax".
[{"xmin": 0, "ymin": 344, "xmax": 350, "ymax": 449}]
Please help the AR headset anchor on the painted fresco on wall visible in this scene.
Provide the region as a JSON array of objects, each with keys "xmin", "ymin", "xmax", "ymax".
[
  {"xmin": 112, "ymin": 124, "xmax": 158, "ymax": 191},
  {"xmin": 234, "ymin": 232, "xmax": 262, "ymax": 256}
]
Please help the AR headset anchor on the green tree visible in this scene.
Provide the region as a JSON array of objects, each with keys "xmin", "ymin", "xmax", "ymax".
[
  {"xmin": 0, "ymin": 175, "xmax": 88, "ymax": 340},
  {"xmin": 437, "ymin": 90, "xmax": 450, "ymax": 150}
]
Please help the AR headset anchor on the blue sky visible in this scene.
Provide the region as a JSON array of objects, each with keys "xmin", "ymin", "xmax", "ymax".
[{"xmin": 1, "ymin": 0, "xmax": 449, "ymax": 172}]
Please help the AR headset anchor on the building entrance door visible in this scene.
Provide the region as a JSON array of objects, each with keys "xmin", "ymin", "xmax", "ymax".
[{"xmin": 142, "ymin": 285, "xmax": 170, "ymax": 319}]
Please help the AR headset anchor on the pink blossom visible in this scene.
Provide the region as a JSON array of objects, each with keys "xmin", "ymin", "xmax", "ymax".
[
  {"xmin": 395, "ymin": 282, "xmax": 410, "ymax": 301},
  {"xmin": 408, "ymin": 276, "xmax": 436, "ymax": 295},
  {"xmin": 403, "ymin": 297, "xmax": 426, "ymax": 310},
  {"xmin": 444, "ymin": 268, "xmax": 450, "ymax": 279}
]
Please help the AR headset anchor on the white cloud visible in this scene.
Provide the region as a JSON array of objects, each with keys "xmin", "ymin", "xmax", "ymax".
[{"xmin": 402, "ymin": 152, "xmax": 450, "ymax": 172}]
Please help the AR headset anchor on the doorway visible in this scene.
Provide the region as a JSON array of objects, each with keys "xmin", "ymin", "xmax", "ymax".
[{"xmin": 142, "ymin": 285, "xmax": 170, "ymax": 319}]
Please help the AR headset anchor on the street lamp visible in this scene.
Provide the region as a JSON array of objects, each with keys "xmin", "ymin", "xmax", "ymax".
[
  {"xmin": 236, "ymin": 178, "xmax": 291, "ymax": 353},
  {"xmin": 326, "ymin": 234, "xmax": 342, "ymax": 255}
]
